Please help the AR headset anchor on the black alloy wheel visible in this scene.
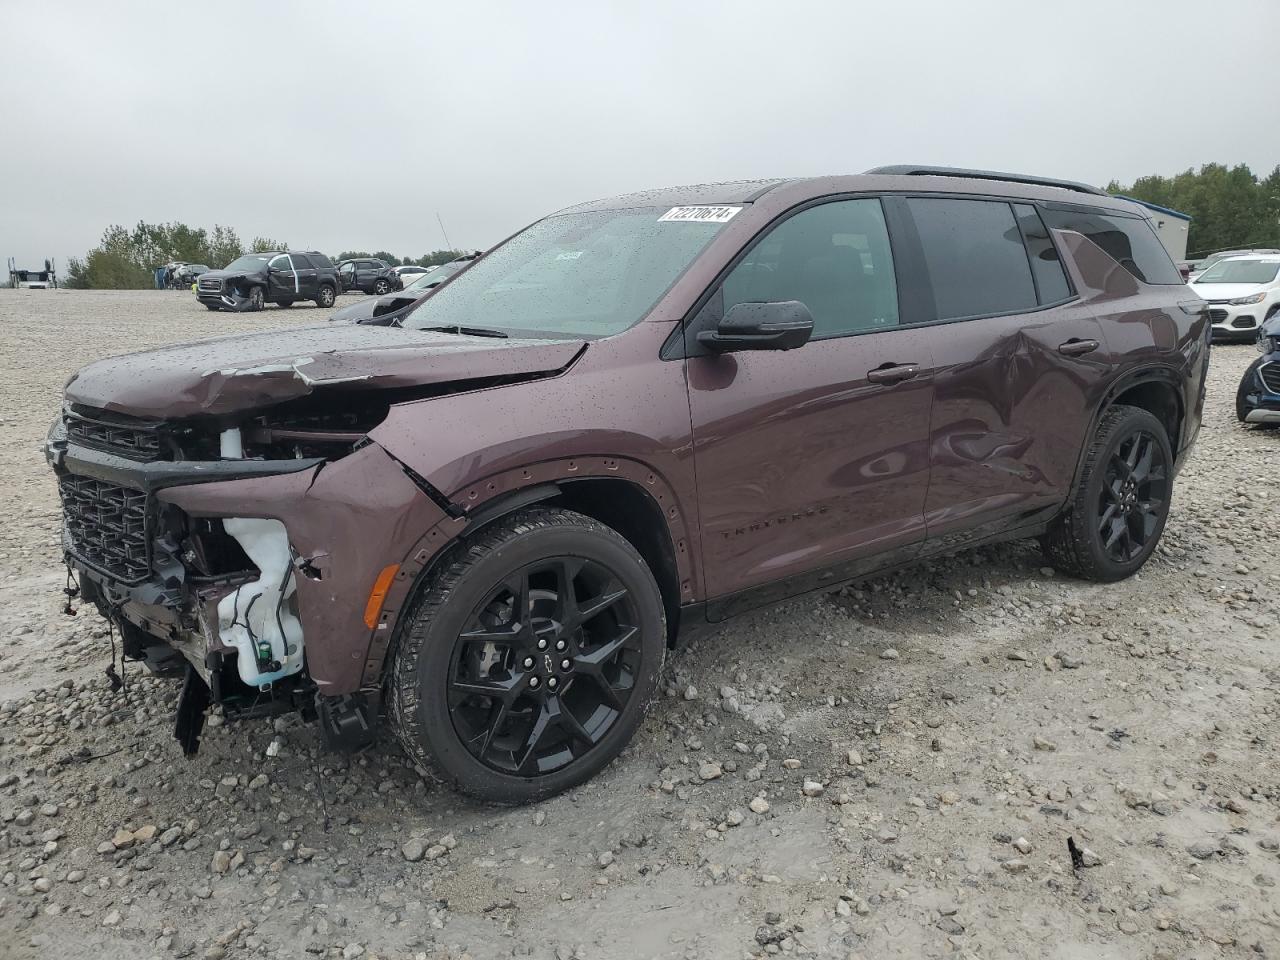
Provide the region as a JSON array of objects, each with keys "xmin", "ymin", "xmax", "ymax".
[
  {"xmin": 388, "ymin": 507, "xmax": 666, "ymax": 803},
  {"xmin": 1095, "ymin": 429, "xmax": 1169, "ymax": 564},
  {"xmin": 448, "ymin": 557, "xmax": 641, "ymax": 776},
  {"xmin": 1041, "ymin": 404, "xmax": 1174, "ymax": 582}
]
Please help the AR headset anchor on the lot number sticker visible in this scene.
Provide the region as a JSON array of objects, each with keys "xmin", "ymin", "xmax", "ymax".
[{"xmin": 659, "ymin": 205, "xmax": 742, "ymax": 224}]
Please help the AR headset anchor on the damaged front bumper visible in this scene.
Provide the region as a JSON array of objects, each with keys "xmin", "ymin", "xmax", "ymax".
[
  {"xmin": 195, "ymin": 277, "xmax": 261, "ymax": 312},
  {"xmin": 47, "ymin": 418, "xmax": 449, "ymax": 749}
]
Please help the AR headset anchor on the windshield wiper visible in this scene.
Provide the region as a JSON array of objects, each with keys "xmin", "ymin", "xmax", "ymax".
[{"xmin": 420, "ymin": 324, "xmax": 509, "ymax": 339}]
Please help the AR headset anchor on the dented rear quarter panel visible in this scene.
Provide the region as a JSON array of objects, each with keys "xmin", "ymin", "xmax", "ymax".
[{"xmin": 1057, "ymin": 231, "xmax": 1209, "ymax": 460}]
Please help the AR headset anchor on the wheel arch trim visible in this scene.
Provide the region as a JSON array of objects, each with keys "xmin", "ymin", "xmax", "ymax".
[
  {"xmin": 360, "ymin": 457, "xmax": 698, "ymax": 688},
  {"xmin": 1071, "ymin": 364, "xmax": 1184, "ymax": 492}
]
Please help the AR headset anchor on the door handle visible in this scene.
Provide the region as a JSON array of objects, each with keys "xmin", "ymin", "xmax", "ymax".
[
  {"xmin": 1058, "ymin": 338, "xmax": 1100, "ymax": 357},
  {"xmin": 866, "ymin": 363, "xmax": 922, "ymax": 385}
]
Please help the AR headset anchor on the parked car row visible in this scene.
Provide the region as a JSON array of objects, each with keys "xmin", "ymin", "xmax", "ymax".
[
  {"xmin": 195, "ymin": 253, "xmax": 472, "ymax": 312},
  {"xmin": 329, "ymin": 254, "xmax": 480, "ymax": 323},
  {"xmin": 1189, "ymin": 253, "xmax": 1280, "ymax": 342},
  {"xmin": 336, "ymin": 259, "xmax": 432, "ymax": 295},
  {"xmin": 57, "ymin": 166, "xmax": 1211, "ymax": 802},
  {"xmin": 196, "ymin": 251, "xmax": 340, "ymax": 311}
]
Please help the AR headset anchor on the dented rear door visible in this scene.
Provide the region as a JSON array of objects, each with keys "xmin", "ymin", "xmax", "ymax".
[{"xmin": 898, "ymin": 196, "xmax": 1112, "ymax": 545}]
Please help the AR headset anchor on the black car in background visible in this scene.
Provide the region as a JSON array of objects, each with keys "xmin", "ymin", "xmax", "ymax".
[
  {"xmin": 1237, "ymin": 313, "xmax": 1280, "ymax": 425},
  {"xmin": 196, "ymin": 252, "xmax": 340, "ymax": 311},
  {"xmin": 336, "ymin": 258, "xmax": 400, "ymax": 295},
  {"xmin": 328, "ymin": 254, "xmax": 479, "ymax": 323}
]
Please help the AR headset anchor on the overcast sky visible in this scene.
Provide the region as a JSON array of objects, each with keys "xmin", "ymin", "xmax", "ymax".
[{"xmin": 2, "ymin": 0, "xmax": 1277, "ymax": 269}]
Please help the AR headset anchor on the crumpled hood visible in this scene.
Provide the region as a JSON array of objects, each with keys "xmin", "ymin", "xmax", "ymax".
[{"xmin": 64, "ymin": 324, "xmax": 586, "ymax": 419}]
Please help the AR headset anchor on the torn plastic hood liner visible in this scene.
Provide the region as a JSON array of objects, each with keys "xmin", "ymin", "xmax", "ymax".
[{"xmin": 63, "ymin": 324, "xmax": 586, "ymax": 418}]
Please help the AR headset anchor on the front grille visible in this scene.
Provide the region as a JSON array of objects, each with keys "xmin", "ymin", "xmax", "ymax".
[
  {"xmin": 65, "ymin": 409, "xmax": 162, "ymax": 461},
  {"xmin": 198, "ymin": 277, "xmax": 222, "ymax": 292},
  {"xmin": 1259, "ymin": 362, "xmax": 1280, "ymax": 394},
  {"xmin": 59, "ymin": 475, "xmax": 151, "ymax": 583},
  {"xmin": 1208, "ymin": 309, "xmax": 1228, "ymax": 323}
]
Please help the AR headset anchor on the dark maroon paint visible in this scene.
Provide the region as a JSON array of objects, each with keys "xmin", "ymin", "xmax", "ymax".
[{"xmin": 51, "ymin": 172, "xmax": 1208, "ymax": 703}]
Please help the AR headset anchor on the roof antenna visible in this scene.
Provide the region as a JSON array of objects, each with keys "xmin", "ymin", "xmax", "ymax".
[{"xmin": 436, "ymin": 212, "xmax": 454, "ymax": 251}]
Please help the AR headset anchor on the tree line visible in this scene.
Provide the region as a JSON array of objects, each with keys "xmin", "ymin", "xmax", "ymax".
[
  {"xmin": 62, "ymin": 222, "xmax": 466, "ymax": 289},
  {"xmin": 1107, "ymin": 162, "xmax": 1280, "ymax": 258},
  {"xmin": 56, "ymin": 163, "xmax": 1280, "ymax": 287}
]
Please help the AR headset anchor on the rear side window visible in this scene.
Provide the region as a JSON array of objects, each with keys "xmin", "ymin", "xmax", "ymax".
[
  {"xmin": 720, "ymin": 198, "xmax": 899, "ymax": 338},
  {"xmin": 290, "ymin": 253, "xmax": 314, "ymax": 268},
  {"xmin": 1012, "ymin": 204, "xmax": 1072, "ymax": 304},
  {"xmin": 1039, "ymin": 208, "xmax": 1182, "ymax": 284},
  {"xmin": 906, "ymin": 198, "xmax": 1037, "ymax": 321},
  {"xmin": 311, "ymin": 253, "xmax": 333, "ymax": 268}
]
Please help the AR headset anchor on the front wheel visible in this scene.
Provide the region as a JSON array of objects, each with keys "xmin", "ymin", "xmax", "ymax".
[
  {"xmin": 1041, "ymin": 404, "xmax": 1172, "ymax": 582},
  {"xmin": 315, "ymin": 284, "xmax": 336, "ymax": 308},
  {"xmin": 247, "ymin": 286, "xmax": 265, "ymax": 311},
  {"xmin": 388, "ymin": 507, "xmax": 666, "ymax": 803}
]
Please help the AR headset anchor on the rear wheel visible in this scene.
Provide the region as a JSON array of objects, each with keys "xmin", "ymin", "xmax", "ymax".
[
  {"xmin": 373, "ymin": 278, "xmax": 391, "ymax": 296},
  {"xmin": 1041, "ymin": 404, "xmax": 1172, "ymax": 582},
  {"xmin": 315, "ymin": 284, "xmax": 336, "ymax": 308},
  {"xmin": 388, "ymin": 507, "xmax": 666, "ymax": 803}
]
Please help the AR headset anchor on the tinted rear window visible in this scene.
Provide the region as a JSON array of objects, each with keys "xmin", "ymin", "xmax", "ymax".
[
  {"xmin": 1013, "ymin": 204, "xmax": 1072, "ymax": 304},
  {"xmin": 1040, "ymin": 208, "xmax": 1182, "ymax": 284},
  {"xmin": 290, "ymin": 253, "xmax": 313, "ymax": 268},
  {"xmin": 906, "ymin": 198, "xmax": 1038, "ymax": 321}
]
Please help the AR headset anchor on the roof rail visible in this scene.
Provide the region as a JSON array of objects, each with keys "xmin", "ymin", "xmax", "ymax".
[{"xmin": 864, "ymin": 165, "xmax": 1107, "ymax": 197}]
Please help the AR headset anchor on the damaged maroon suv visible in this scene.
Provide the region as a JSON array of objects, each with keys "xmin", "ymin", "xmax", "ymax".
[{"xmin": 48, "ymin": 167, "xmax": 1209, "ymax": 803}]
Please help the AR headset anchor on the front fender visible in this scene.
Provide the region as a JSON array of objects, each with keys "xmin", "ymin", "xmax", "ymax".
[{"xmin": 364, "ymin": 323, "xmax": 702, "ymax": 675}]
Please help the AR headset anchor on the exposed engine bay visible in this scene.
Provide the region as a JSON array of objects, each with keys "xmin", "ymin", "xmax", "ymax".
[{"xmin": 48, "ymin": 324, "xmax": 587, "ymax": 757}]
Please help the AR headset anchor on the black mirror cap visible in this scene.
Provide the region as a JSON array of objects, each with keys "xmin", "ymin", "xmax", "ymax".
[{"xmin": 697, "ymin": 301, "xmax": 815, "ymax": 352}]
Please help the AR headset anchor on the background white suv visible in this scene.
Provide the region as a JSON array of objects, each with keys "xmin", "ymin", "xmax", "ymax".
[{"xmin": 1190, "ymin": 255, "xmax": 1280, "ymax": 342}]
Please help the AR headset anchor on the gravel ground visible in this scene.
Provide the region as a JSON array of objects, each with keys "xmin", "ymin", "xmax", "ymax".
[{"xmin": 0, "ymin": 288, "xmax": 1277, "ymax": 960}]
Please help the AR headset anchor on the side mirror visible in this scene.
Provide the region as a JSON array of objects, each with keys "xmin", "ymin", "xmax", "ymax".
[{"xmin": 697, "ymin": 301, "xmax": 814, "ymax": 352}]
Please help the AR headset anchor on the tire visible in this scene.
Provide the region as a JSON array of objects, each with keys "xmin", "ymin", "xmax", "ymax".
[
  {"xmin": 1041, "ymin": 404, "xmax": 1173, "ymax": 582},
  {"xmin": 277, "ymin": 300, "xmax": 294, "ymax": 309},
  {"xmin": 388, "ymin": 507, "xmax": 666, "ymax": 803},
  {"xmin": 315, "ymin": 284, "xmax": 336, "ymax": 308},
  {"xmin": 373, "ymin": 279, "xmax": 391, "ymax": 296},
  {"xmin": 247, "ymin": 286, "xmax": 264, "ymax": 311}
]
